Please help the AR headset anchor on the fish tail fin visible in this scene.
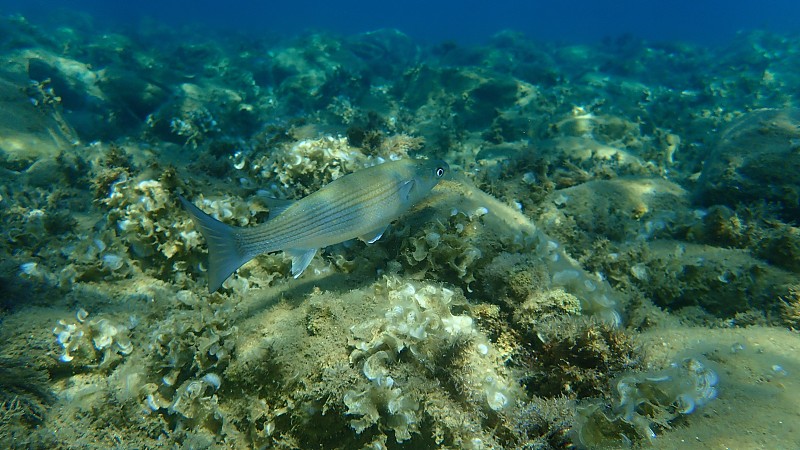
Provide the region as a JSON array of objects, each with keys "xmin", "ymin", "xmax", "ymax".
[{"xmin": 178, "ymin": 194, "xmax": 249, "ymax": 293}]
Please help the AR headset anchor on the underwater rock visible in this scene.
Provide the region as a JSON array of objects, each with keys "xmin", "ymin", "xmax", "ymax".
[
  {"xmin": 21, "ymin": 50, "xmax": 119, "ymax": 140},
  {"xmin": 0, "ymin": 70, "xmax": 79, "ymax": 160},
  {"xmin": 97, "ymin": 68, "xmax": 168, "ymax": 123},
  {"xmin": 392, "ymin": 64, "xmax": 522, "ymax": 132},
  {"xmin": 780, "ymin": 284, "xmax": 800, "ymax": 329},
  {"xmin": 346, "ymin": 29, "xmax": 419, "ymax": 79},
  {"xmin": 144, "ymin": 83, "xmax": 223, "ymax": 147},
  {"xmin": 5, "ymin": 13, "xmax": 800, "ymax": 448},
  {"xmin": 695, "ymin": 108, "xmax": 800, "ymax": 222},
  {"xmin": 541, "ymin": 136, "xmax": 655, "ymax": 180},
  {"xmin": 425, "ymin": 180, "xmax": 624, "ymax": 325},
  {"xmin": 639, "ymin": 241, "xmax": 794, "ymax": 318},
  {"xmin": 24, "ymin": 51, "xmax": 103, "ymax": 111},
  {"xmin": 540, "ymin": 177, "xmax": 689, "ymax": 243},
  {"xmin": 520, "ymin": 316, "xmax": 640, "ymax": 399}
]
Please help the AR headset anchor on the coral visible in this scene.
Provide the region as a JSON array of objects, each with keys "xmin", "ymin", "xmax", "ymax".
[
  {"xmin": 350, "ymin": 278, "xmax": 475, "ymax": 363},
  {"xmin": 256, "ymin": 136, "xmax": 368, "ymax": 195},
  {"xmin": 343, "ymin": 379, "xmax": 419, "ymax": 442},
  {"xmin": 105, "ymin": 177, "xmax": 193, "ymax": 261},
  {"xmin": 167, "ymin": 106, "xmax": 219, "ymax": 148},
  {"xmin": 145, "ymin": 290, "xmax": 236, "ymax": 378},
  {"xmin": 166, "ymin": 372, "xmax": 222, "ymax": 419}
]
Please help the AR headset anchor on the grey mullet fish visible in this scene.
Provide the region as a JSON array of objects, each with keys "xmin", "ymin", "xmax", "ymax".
[{"xmin": 179, "ymin": 158, "xmax": 449, "ymax": 292}]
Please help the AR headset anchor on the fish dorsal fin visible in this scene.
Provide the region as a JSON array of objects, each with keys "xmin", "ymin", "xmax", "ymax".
[
  {"xmin": 285, "ymin": 248, "xmax": 317, "ymax": 278},
  {"xmin": 359, "ymin": 225, "xmax": 388, "ymax": 244},
  {"xmin": 255, "ymin": 191, "xmax": 295, "ymax": 218},
  {"xmin": 399, "ymin": 179, "xmax": 415, "ymax": 202}
]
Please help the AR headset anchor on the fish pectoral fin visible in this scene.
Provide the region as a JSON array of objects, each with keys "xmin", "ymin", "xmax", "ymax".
[
  {"xmin": 359, "ymin": 225, "xmax": 388, "ymax": 244},
  {"xmin": 399, "ymin": 179, "xmax": 415, "ymax": 202},
  {"xmin": 286, "ymin": 248, "xmax": 317, "ymax": 278},
  {"xmin": 254, "ymin": 191, "xmax": 295, "ymax": 218}
]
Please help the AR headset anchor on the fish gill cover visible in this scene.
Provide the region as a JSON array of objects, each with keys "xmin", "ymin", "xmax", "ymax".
[{"xmin": 0, "ymin": 2, "xmax": 799, "ymax": 449}]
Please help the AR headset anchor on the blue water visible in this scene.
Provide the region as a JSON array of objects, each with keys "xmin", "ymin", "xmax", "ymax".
[{"xmin": 2, "ymin": 0, "xmax": 799, "ymax": 44}]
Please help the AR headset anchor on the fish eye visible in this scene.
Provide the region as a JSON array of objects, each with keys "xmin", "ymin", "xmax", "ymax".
[{"xmin": 436, "ymin": 167, "xmax": 445, "ymax": 177}]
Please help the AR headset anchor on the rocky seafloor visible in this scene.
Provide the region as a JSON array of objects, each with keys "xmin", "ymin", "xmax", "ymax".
[{"xmin": 1, "ymin": 12, "xmax": 799, "ymax": 450}]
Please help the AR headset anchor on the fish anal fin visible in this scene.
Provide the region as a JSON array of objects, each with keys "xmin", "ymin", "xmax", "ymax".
[{"xmin": 286, "ymin": 248, "xmax": 317, "ymax": 278}]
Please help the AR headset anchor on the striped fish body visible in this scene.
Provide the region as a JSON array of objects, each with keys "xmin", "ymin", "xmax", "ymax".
[{"xmin": 179, "ymin": 158, "xmax": 449, "ymax": 292}]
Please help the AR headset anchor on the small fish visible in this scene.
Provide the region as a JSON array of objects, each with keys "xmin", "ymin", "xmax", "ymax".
[{"xmin": 179, "ymin": 158, "xmax": 449, "ymax": 292}]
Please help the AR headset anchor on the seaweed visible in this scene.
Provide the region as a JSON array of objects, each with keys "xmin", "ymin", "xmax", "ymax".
[{"xmin": 0, "ymin": 356, "xmax": 54, "ymax": 428}]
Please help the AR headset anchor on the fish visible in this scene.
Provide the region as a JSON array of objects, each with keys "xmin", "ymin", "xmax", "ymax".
[{"xmin": 179, "ymin": 158, "xmax": 449, "ymax": 292}]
